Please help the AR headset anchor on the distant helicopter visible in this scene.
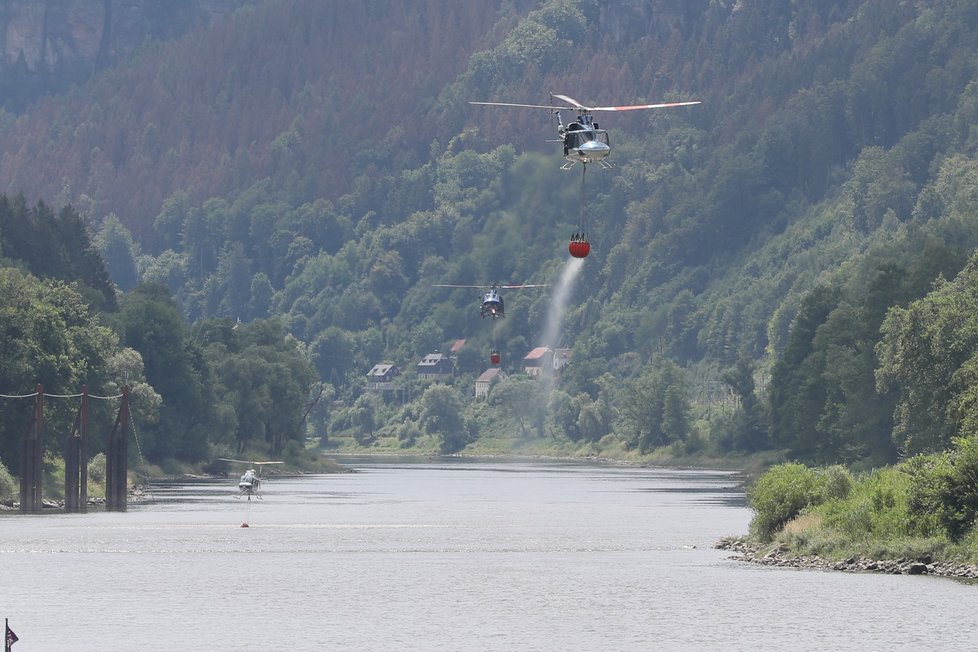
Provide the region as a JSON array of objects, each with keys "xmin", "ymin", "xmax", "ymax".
[
  {"xmin": 471, "ymin": 93, "xmax": 700, "ymax": 257},
  {"xmin": 218, "ymin": 459, "xmax": 284, "ymax": 500},
  {"xmin": 470, "ymin": 93, "xmax": 700, "ymax": 170},
  {"xmin": 432, "ymin": 283, "xmax": 548, "ymax": 319}
]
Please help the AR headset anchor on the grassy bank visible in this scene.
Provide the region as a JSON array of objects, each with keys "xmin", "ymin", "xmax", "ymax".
[
  {"xmin": 322, "ymin": 431, "xmax": 782, "ymax": 476},
  {"xmin": 745, "ymin": 451, "xmax": 978, "ymax": 566},
  {"xmin": 0, "ymin": 445, "xmax": 348, "ymax": 505}
]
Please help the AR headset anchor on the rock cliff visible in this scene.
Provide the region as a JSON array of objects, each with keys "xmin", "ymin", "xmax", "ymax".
[{"xmin": 0, "ymin": 0, "xmax": 256, "ymax": 111}]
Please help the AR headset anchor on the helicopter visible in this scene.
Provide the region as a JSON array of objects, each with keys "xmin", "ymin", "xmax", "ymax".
[
  {"xmin": 471, "ymin": 93, "xmax": 700, "ymax": 257},
  {"xmin": 432, "ymin": 283, "xmax": 548, "ymax": 319},
  {"xmin": 218, "ymin": 458, "xmax": 284, "ymax": 499},
  {"xmin": 470, "ymin": 93, "xmax": 700, "ymax": 170}
]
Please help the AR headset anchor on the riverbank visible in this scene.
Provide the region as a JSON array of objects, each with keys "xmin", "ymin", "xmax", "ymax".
[
  {"xmin": 715, "ymin": 536, "xmax": 978, "ymax": 580},
  {"xmin": 324, "ymin": 434, "xmax": 778, "ymax": 477},
  {"xmin": 131, "ymin": 447, "xmax": 351, "ymax": 483}
]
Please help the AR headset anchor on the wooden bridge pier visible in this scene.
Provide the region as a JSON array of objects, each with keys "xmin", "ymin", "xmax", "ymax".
[
  {"xmin": 64, "ymin": 386, "xmax": 89, "ymax": 512},
  {"xmin": 19, "ymin": 384, "xmax": 44, "ymax": 513},
  {"xmin": 105, "ymin": 386, "xmax": 131, "ymax": 511}
]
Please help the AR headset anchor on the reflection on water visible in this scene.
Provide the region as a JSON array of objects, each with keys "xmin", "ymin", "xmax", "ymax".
[
  {"xmin": 634, "ymin": 485, "xmax": 748, "ymax": 507},
  {"xmin": 1, "ymin": 458, "xmax": 975, "ymax": 651}
]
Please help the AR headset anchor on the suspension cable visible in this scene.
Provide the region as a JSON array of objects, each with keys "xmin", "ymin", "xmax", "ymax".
[
  {"xmin": 579, "ymin": 163, "xmax": 588, "ymax": 239},
  {"xmin": 0, "ymin": 391, "xmax": 125, "ymax": 400},
  {"xmin": 130, "ymin": 415, "xmax": 145, "ymax": 465}
]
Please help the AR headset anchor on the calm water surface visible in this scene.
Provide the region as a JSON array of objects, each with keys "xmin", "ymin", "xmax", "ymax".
[{"xmin": 1, "ymin": 457, "xmax": 975, "ymax": 650}]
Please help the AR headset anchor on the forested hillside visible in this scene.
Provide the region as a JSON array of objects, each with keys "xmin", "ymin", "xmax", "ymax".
[
  {"xmin": 0, "ymin": 0, "xmax": 259, "ymax": 115},
  {"xmin": 3, "ymin": 0, "xmax": 978, "ymax": 474},
  {"xmin": 0, "ymin": 0, "xmax": 520, "ymax": 241}
]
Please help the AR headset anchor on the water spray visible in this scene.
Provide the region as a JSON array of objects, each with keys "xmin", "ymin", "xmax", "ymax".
[{"xmin": 542, "ymin": 257, "xmax": 585, "ymax": 350}]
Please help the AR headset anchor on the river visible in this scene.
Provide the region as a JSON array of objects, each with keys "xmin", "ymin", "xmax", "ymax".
[{"xmin": 1, "ymin": 457, "xmax": 974, "ymax": 650}]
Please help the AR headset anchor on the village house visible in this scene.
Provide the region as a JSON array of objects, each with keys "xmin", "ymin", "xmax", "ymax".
[
  {"xmin": 553, "ymin": 347, "xmax": 573, "ymax": 372},
  {"xmin": 449, "ymin": 339, "xmax": 466, "ymax": 357},
  {"xmin": 417, "ymin": 351, "xmax": 454, "ymax": 382},
  {"xmin": 366, "ymin": 363, "xmax": 401, "ymax": 392},
  {"xmin": 523, "ymin": 347, "xmax": 554, "ymax": 377},
  {"xmin": 475, "ymin": 367, "xmax": 506, "ymax": 399},
  {"xmin": 523, "ymin": 346, "xmax": 573, "ymax": 377}
]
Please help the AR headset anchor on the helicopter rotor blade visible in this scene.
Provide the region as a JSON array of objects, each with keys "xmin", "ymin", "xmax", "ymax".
[
  {"xmin": 586, "ymin": 100, "xmax": 701, "ymax": 112},
  {"xmin": 551, "ymin": 93, "xmax": 585, "ymax": 108},
  {"xmin": 434, "ymin": 283, "xmax": 548, "ymax": 290},
  {"xmin": 470, "ymin": 101, "xmax": 574, "ymax": 111},
  {"xmin": 432, "ymin": 284, "xmax": 485, "ymax": 289},
  {"xmin": 471, "ymin": 98, "xmax": 701, "ymax": 113},
  {"xmin": 218, "ymin": 458, "xmax": 283, "ymax": 466}
]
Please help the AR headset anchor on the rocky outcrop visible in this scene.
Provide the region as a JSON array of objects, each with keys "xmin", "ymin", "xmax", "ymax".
[
  {"xmin": 716, "ymin": 537, "xmax": 978, "ymax": 580},
  {"xmin": 0, "ymin": 0, "xmax": 257, "ymax": 111},
  {"xmin": 598, "ymin": 0, "xmax": 698, "ymax": 45}
]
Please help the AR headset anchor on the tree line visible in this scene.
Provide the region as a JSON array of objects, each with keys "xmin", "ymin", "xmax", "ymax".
[
  {"xmin": 5, "ymin": 0, "xmax": 978, "ymax": 471},
  {"xmin": 0, "ymin": 194, "xmax": 316, "ymax": 476}
]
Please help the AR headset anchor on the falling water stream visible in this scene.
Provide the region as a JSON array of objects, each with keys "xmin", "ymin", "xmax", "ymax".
[{"xmin": 542, "ymin": 256, "xmax": 585, "ymax": 350}]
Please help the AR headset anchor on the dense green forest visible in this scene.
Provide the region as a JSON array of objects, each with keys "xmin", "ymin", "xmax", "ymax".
[{"xmin": 5, "ymin": 0, "xmax": 978, "ymax": 517}]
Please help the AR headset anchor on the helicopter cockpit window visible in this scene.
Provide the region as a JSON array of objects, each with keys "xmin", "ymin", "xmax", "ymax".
[{"xmin": 566, "ymin": 130, "xmax": 606, "ymax": 149}]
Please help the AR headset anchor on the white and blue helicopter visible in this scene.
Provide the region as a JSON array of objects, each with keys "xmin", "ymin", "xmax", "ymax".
[
  {"xmin": 471, "ymin": 93, "xmax": 700, "ymax": 256},
  {"xmin": 432, "ymin": 282, "xmax": 548, "ymax": 319},
  {"xmin": 470, "ymin": 93, "xmax": 700, "ymax": 170},
  {"xmin": 219, "ymin": 459, "xmax": 283, "ymax": 499}
]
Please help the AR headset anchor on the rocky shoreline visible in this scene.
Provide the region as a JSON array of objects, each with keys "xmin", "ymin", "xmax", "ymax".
[
  {"xmin": 0, "ymin": 487, "xmax": 149, "ymax": 511},
  {"xmin": 715, "ymin": 536, "xmax": 978, "ymax": 580}
]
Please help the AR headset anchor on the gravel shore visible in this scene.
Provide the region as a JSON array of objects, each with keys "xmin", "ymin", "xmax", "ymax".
[{"xmin": 715, "ymin": 536, "xmax": 978, "ymax": 580}]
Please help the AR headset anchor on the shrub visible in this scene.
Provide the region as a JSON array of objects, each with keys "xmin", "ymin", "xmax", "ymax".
[
  {"xmin": 937, "ymin": 436, "xmax": 978, "ymax": 541},
  {"xmin": 748, "ymin": 462, "xmax": 827, "ymax": 540},
  {"xmin": 88, "ymin": 453, "xmax": 107, "ymax": 484},
  {"xmin": 903, "ymin": 453, "xmax": 952, "ymax": 538},
  {"xmin": 818, "ymin": 465, "xmax": 854, "ymax": 501},
  {"xmin": 817, "ymin": 467, "xmax": 910, "ymax": 540},
  {"xmin": 398, "ymin": 422, "xmax": 421, "ymax": 447},
  {"xmin": 0, "ymin": 459, "xmax": 15, "ymax": 501}
]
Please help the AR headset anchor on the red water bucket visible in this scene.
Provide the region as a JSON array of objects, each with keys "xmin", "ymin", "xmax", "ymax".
[{"xmin": 569, "ymin": 239, "xmax": 590, "ymax": 258}]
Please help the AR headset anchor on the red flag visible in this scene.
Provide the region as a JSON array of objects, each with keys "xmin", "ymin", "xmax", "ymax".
[{"xmin": 4, "ymin": 620, "xmax": 17, "ymax": 650}]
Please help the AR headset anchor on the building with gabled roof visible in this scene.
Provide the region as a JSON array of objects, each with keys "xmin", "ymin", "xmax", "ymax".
[
  {"xmin": 523, "ymin": 346, "xmax": 574, "ymax": 377},
  {"xmin": 523, "ymin": 347, "xmax": 554, "ymax": 377},
  {"xmin": 366, "ymin": 363, "xmax": 401, "ymax": 392},
  {"xmin": 475, "ymin": 367, "xmax": 506, "ymax": 399},
  {"xmin": 417, "ymin": 351, "xmax": 454, "ymax": 382},
  {"xmin": 553, "ymin": 347, "xmax": 573, "ymax": 372}
]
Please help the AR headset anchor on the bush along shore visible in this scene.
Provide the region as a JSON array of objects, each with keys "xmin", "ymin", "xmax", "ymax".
[
  {"xmin": 718, "ymin": 451, "xmax": 978, "ymax": 581},
  {"xmin": 715, "ymin": 537, "xmax": 978, "ymax": 580}
]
